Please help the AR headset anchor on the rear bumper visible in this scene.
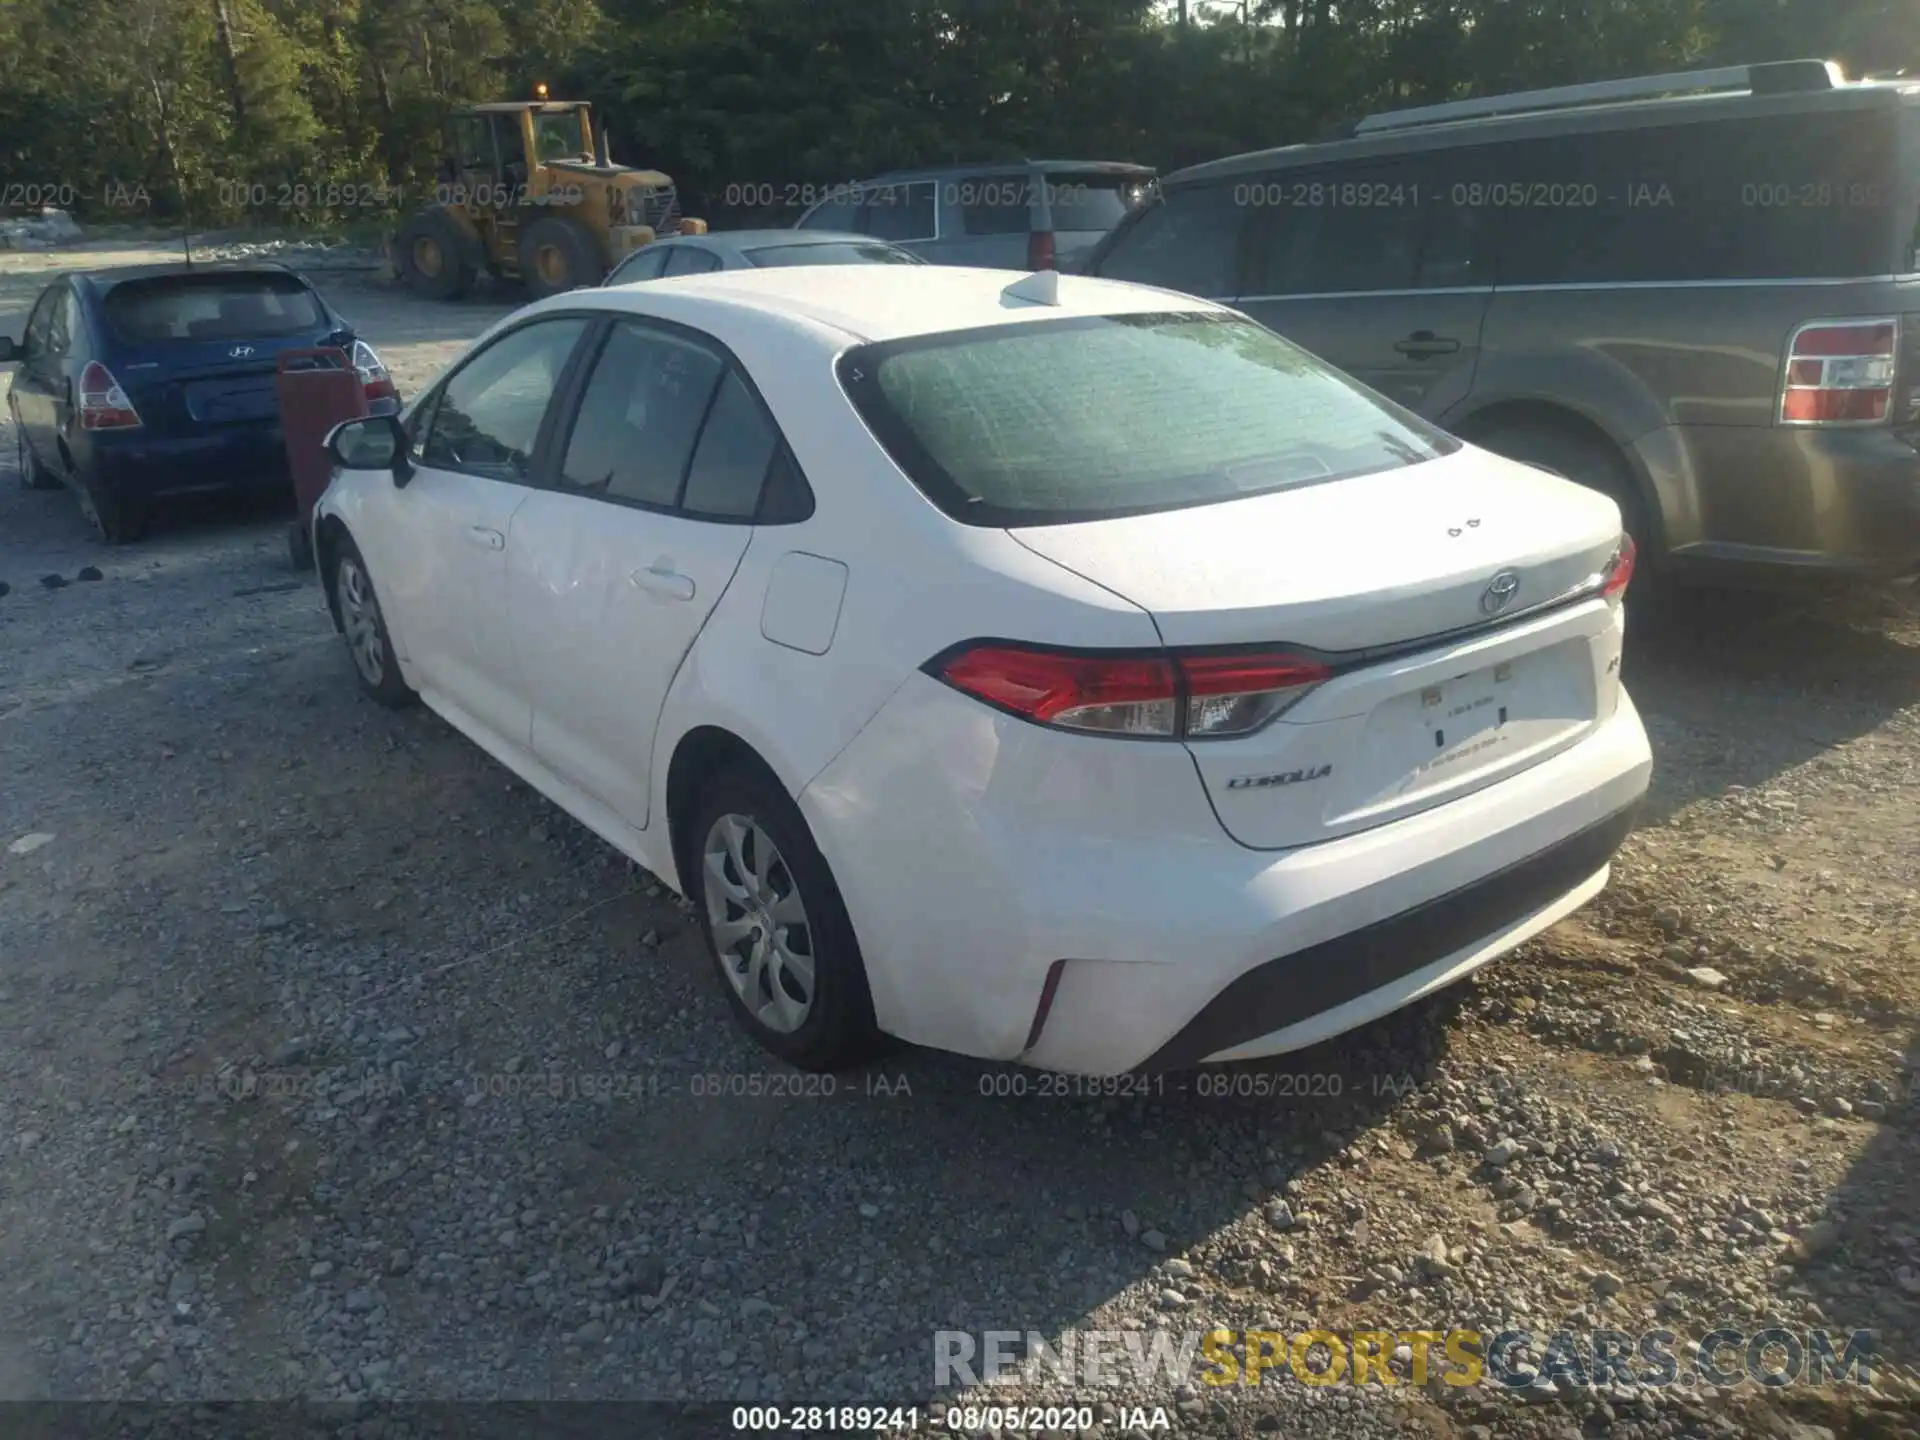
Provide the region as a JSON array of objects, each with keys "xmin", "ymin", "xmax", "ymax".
[
  {"xmin": 800, "ymin": 672, "xmax": 1651, "ymax": 1076},
  {"xmin": 84, "ymin": 427, "xmax": 289, "ymax": 497},
  {"xmin": 1638, "ymin": 423, "xmax": 1920, "ymax": 582}
]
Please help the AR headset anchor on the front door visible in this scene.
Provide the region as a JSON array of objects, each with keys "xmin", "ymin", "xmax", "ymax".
[
  {"xmin": 506, "ymin": 316, "xmax": 782, "ymax": 828},
  {"xmin": 382, "ymin": 314, "xmax": 591, "ymax": 747},
  {"xmin": 10, "ymin": 287, "xmax": 67, "ymax": 475},
  {"xmin": 1233, "ymin": 154, "xmax": 1491, "ymax": 419}
]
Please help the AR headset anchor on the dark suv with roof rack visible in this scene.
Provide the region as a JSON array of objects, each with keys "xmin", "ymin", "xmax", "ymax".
[{"xmin": 1086, "ymin": 59, "xmax": 1920, "ymax": 586}]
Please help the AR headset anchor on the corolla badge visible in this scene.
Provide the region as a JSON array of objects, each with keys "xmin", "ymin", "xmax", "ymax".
[
  {"xmin": 229, "ymin": 345, "xmax": 255, "ymax": 358},
  {"xmin": 1480, "ymin": 569, "xmax": 1522, "ymax": 615}
]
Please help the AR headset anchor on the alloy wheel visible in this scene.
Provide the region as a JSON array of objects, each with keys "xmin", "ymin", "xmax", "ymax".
[
  {"xmin": 337, "ymin": 555, "xmax": 387, "ymax": 687},
  {"xmin": 702, "ymin": 813, "xmax": 816, "ymax": 1034}
]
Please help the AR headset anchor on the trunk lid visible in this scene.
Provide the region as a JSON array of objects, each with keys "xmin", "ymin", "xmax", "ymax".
[
  {"xmin": 112, "ymin": 332, "xmax": 346, "ymax": 438},
  {"xmin": 1010, "ymin": 448, "xmax": 1628, "ymax": 848}
]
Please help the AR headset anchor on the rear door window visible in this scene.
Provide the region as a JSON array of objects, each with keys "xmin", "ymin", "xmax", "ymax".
[
  {"xmin": 860, "ymin": 182, "xmax": 937, "ymax": 242},
  {"xmin": 558, "ymin": 319, "xmax": 726, "ymax": 507},
  {"xmin": 1487, "ymin": 106, "xmax": 1899, "ymax": 284},
  {"xmin": 958, "ymin": 174, "xmax": 1034, "ymax": 235},
  {"xmin": 102, "ymin": 273, "xmax": 326, "ymax": 342},
  {"xmin": 1241, "ymin": 154, "xmax": 1476, "ymax": 295},
  {"xmin": 1089, "ymin": 183, "xmax": 1246, "ymax": 299}
]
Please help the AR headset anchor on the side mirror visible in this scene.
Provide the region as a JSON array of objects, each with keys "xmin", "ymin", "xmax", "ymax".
[
  {"xmin": 326, "ymin": 414, "xmax": 414, "ymax": 487},
  {"xmin": 0, "ymin": 336, "xmax": 20, "ymax": 364}
]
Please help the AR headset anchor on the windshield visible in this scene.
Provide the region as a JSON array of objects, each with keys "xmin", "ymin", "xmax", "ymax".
[
  {"xmin": 102, "ymin": 273, "xmax": 325, "ymax": 342},
  {"xmin": 838, "ymin": 312, "xmax": 1459, "ymax": 527},
  {"xmin": 533, "ymin": 112, "xmax": 589, "ymax": 162},
  {"xmin": 746, "ymin": 242, "xmax": 923, "ymax": 268}
]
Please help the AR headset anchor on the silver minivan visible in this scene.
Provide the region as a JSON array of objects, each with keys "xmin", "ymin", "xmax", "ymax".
[{"xmin": 795, "ymin": 160, "xmax": 1156, "ymax": 271}]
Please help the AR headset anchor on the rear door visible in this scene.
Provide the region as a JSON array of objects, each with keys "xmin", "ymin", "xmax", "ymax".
[
  {"xmin": 504, "ymin": 316, "xmax": 767, "ymax": 827},
  {"xmin": 944, "ymin": 172, "xmax": 1034, "ymax": 268},
  {"xmin": 1234, "ymin": 151, "xmax": 1490, "ymax": 417}
]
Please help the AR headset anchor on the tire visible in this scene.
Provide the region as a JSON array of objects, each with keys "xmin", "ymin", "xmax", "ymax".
[
  {"xmin": 16, "ymin": 428, "xmax": 58, "ymax": 491},
  {"xmin": 394, "ymin": 209, "xmax": 477, "ymax": 301},
  {"xmin": 1470, "ymin": 417, "xmax": 1649, "ymax": 558},
  {"xmin": 75, "ymin": 476, "xmax": 148, "ymax": 545},
  {"xmin": 688, "ymin": 765, "xmax": 880, "ymax": 1072},
  {"xmin": 330, "ymin": 537, "xmax": 416, "ymax": 708},
  {"xmin": 288, "ymin": 519, "xmax": 315, "ymax": 572},
  {"xmin": 519, "ymin": 216, "xmax": 605, "ymax": 300}
]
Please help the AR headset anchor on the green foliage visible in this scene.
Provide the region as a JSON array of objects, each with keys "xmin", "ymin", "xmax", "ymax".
[{"xmin": 0, "ymin": 0, "xmax": 1911, "ymax": 228}]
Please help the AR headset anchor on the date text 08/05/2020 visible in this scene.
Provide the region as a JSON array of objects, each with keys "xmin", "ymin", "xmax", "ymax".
[{"xmin": 727, "ymin": 1405, "xmax": 1173, "ymax": 1432}]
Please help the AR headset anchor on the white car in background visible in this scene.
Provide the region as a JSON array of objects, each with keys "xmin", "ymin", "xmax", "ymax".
[{"xmin": 312, "ymin": 266, "xmax": 1651, "ymax": 1075}]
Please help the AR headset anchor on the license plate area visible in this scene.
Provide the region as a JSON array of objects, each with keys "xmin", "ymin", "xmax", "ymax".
[{"xmin": 1337, "ymin": 640, "xmax": 1596, "ymax": 820}]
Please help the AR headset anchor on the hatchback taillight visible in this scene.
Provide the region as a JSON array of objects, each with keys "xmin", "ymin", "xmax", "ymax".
[
  {"xmin": 932, "ymin": 641, "xmax": 1332, "ymax": 739},
  {"xmin": 78, "ymin": 361, "xmax": 141, "ymax": 430},
  {"xmin": 1027, "ymin": 230, "xmax": 1056, "ymax": 272},
  {"xmin": 1779, "ymin": 318, "xmax": 1895, "ymax": 425},
  {"xmin": 351, "ymin": 340, "xmax": 397, "ymax": 404}
]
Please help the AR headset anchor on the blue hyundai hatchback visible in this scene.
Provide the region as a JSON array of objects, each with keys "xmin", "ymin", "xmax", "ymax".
[{"xmin": 2, "ymin": 263, "xmax": 397, "ymax": 542}]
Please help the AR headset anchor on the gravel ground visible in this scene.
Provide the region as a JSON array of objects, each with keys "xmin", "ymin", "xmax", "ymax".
[{"xmin": 3, "ymin": 245, "xmax": 1920, "ymax": 1440}]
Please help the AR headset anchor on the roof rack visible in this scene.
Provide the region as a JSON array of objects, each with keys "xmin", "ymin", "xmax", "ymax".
[{"xmin": 1353, "ymin": 58, "xmax": 1846, "ymax": 136}]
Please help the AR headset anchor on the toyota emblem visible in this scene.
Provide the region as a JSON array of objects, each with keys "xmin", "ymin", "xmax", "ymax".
[{"xmin": 1480, "ymin": 570, "xmax": 1522, "ymax": 615}]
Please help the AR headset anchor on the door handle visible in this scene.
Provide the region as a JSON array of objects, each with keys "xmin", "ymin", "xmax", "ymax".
[
  {"xmin": 467, "ymin": 525, "xmax": 505, "ymax": 551},
  {"xmin": 630, "ymin": 563, "xmax": 695, "ymax": 601},
  {"xmin": 1394, "ymin": 331, "xmax": 1461, "ymax": 359}
]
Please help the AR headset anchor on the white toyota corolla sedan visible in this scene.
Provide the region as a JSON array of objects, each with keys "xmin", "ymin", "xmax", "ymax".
[{"xmin": 313, "ymin": 266, "xmax": 1652, "ymax": 1075}]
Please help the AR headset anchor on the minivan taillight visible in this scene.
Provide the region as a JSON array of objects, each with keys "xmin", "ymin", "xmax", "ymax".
[
  {"xmin": 78, "ymin": 361, "xmax": 142, "ymax": 430},
  {"xmin": 1601, "ymin": 535, "xmax": 1636, "ymax": 604},
  {"xmin": 1780, "ymin": 318, "xmax": 1895, "ymax": 425},
  {"xmin": 932, "ymin": 642, "xmax": 1332, "ymax": 739},
  {"xmin": 351, "ymin": 340, "xmax": 397, "ymax": 404},
  {"xmin": 1027, "ymin": 230, "xmax": 1056, "ymax": 272}
]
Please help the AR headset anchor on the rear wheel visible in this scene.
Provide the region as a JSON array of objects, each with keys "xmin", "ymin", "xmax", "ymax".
[
  {"xmin": 331, "ymin": 539, "xmax": 415, "ymax": 708},
  {"xmin": 16, "ymin": 429, "xmax": 58, "ymax": 491},
  {"xmin": 688, "ymin": 765, "xmax": 880, "ymax": 1072},
  {"xmin": 519, "ymin": 216, "xmax": 604, "ymax": 300},
  {"xmin": 394, "ymin": 210, "xmax": 477, "ymax": 301},
  {"xmin": 76, "ymin": 476, "xmax": 147, "ymax": 545}
]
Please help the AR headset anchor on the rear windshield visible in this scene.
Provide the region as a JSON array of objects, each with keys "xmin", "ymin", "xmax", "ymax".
[
  {"xmin": 746, "ymin": 242, "xmax": 923, "ymax": 268},
  {"xmin": 1046, "ymin": 174, "xmax": 1153, "ymax": 233},
  {"xmin": 102, "ymin": 273, "xmax": 324, "ymax": 343},
  {"xmin": 838, "ymin": 312, "xmax": 1458, "ymax": 527}
]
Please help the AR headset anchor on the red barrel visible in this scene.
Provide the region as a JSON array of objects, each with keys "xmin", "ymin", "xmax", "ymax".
[{"xmin": 275, "ymin": 347, "xmax": 367, "ymax": 569}]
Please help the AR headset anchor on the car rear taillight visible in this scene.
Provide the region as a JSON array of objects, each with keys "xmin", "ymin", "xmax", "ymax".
[
  {"xmin": 78, "ymin": 361, "xmax": 141, "ymax": 430},
  {"xmin": 1027, "ymin": 230, "xmax": 1056, "ymax": 271},
  {"xmin": 932, "ymin": 642, "xmax": 1332, "ymax": 739},
  {"xmin": 1601, "ymin": 534, "xmax": 1636, "ymax": 604},
  {"xmin": 1779, "ymin": 318, "xmax": 1895, "ymax": 425},
  {"xmin": 351, "ymin": 340, "xmax": 397, "ymax": 404}
]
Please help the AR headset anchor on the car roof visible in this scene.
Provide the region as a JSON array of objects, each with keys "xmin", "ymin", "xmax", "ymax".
[
  {"xmin": 865, "ymin": 159, "xmax": 1157, "ymax": 182},
  {"xmin": 69, "ymin": 261, "xmax": 304, "ymax": 295},
  {"xmin": 1169, "ymin": 80, "xmax": 1915, "ymax": 184},
  {"xmin": 665, "ymin": 230, "xmax": 887, "ymax": 249},
  {"xmin": 549, "ymin": 265, "xmax": 1222, "ymax": 347}
]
